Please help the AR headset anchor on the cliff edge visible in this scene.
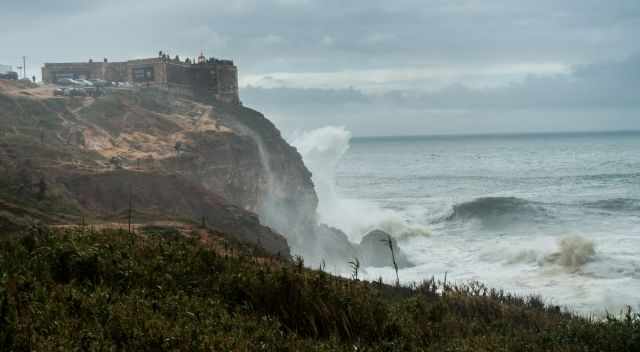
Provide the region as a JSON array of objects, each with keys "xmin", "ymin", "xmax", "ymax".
[{"xmin": 0, "ymin": 81, "xmax": 318, "ymax": 256}]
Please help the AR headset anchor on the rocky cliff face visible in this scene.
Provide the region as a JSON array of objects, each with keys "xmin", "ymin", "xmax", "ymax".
[
  {"xmin": 0, "ymin": 80, "xmax": 405, "ymax": 269},
  {"xmin": 0, "ymin": 82, "xmax": 316, "ymax": 256}
]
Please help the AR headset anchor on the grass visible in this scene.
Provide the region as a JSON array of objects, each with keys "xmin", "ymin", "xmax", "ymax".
[{"xmin": 1, "ymin": 226, "xmax": 639, "ymax": 351}]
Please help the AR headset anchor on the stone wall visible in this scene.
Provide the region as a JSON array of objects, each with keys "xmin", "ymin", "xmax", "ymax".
[
  {"xmin": 42, "ymin": 57, "xmax": 240, "ymax": 103},
  {"xmin": 216, "ymin": 64, "xmax": 239, "ymax": 103},
  {"xmin": 126, "ymin": 60, "xmax": 167, "ymax": 83},
  {"xmin": 42, "ymin": 62, "xmax": 102, "ymax": 82}
]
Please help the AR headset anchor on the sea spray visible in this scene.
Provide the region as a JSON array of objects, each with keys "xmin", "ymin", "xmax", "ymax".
[
  {"xmin": 294, "ymin": 126, "xmax": 430, "ymax": 242},
  {"xmin": 293, "ymin": 126, "xmax": 351, "ymax": 232},
  {"xmin": 298, "ymin": 132, "xmax": 640, "ymax": 313},
  {"xmin": 222, "ymin": 115, "xmax": 318, "ymax": 250},
  {"xmin": 501, "ymin": 235, "xmax": 596, "ymax": 271},
  {"xmin": 544, "ymin": 235, "xmax": 596, "ymax": 270}
]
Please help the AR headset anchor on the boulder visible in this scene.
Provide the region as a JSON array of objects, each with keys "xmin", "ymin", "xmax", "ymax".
[
  {"xmin": 295, "ymin": 224, "xmax": 359, "ymax": 270},
  {"xmin": 358, "ymin": 229, "xmax": 413, "ymax": 268}
]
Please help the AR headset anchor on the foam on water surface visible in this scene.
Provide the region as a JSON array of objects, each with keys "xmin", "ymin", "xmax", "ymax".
[{"xmin": 295, "ymin": 128, "xmax": 640, "ymax": 314}]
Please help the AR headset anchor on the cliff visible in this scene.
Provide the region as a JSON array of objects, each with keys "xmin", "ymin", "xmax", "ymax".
[
  {"xmin": 0, "ymin": 81, "xmax": 316, "ymax": 256},
  {"xmin": 1, "ymin": 79, "xmax": 388, "ymax": 267}
]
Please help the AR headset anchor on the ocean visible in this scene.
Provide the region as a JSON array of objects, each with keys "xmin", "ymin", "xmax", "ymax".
[{"xmin": 294, "ymin": 128, "xmax": 640, "ymax": 314}]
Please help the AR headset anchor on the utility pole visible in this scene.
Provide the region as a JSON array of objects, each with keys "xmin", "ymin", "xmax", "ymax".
[
  {"xmin": 23, "ymin": 56, "xmax": 26, "ymax": 80},
  {"xmin": 128, "ymin": 184, "xmax": 133, "ymax": 234}
]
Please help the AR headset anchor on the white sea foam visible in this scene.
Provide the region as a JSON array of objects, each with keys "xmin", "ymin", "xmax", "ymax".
[
  {"xmin": 544, "ymin": 236, "xmax": 596, "ymax": 271},
  {"xmin": 293, "ymin": 126, "xmax": 430, "ymax": 242},
  {"xmin": 291, "ymin": 128, "xmax": 640, "ymax": 314},
  {"xmin": 501, "ymin": 235, "xmax": 596, "ymax": 271}
]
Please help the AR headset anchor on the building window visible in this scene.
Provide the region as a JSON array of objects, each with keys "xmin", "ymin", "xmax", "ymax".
[{"xmin": 132, "ymin": 66, "xmax": 154, "ymax": 82}]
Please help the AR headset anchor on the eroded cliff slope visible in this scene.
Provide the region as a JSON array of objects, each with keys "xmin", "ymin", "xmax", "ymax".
[{"xmin": 0, "ymin": 82, "xmax": 318, "ymax": 256}]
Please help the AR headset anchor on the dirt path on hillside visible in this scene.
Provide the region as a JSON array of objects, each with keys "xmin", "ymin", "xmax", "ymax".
[{"xmin": 3, "ymin": 81, "xmax": 236, "ymax": 172}]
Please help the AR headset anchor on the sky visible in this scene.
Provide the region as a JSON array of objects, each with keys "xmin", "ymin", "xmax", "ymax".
[{"xmin": 1, "ymin": 0, "xmax": 639, "ymax": 136}]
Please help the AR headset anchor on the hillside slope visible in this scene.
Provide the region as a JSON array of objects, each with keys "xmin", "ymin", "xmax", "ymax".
[
  {"xmin": 1, "ymin": 227, "xmax": 639, "ymax": 351},
  {"xmin": 0, "ymin": 81, "xmax": 319, "ymax": 256}
]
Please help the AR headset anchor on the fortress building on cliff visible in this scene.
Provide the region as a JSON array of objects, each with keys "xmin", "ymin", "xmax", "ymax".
[{"xmin": 41, "ymin": 52, "xmax": 240, "ymax": 104}]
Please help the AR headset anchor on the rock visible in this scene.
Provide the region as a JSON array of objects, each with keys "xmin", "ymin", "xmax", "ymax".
[
  {"xmin": 358, "ymin": 230, "xmax": 413, "ymax": 268},
  {"xmin": 0, "ymin": 87, "xmax": 300, "ymax": 257},
  {"xmin": 64, "ymin": 171, "xmax": 290, "ymax": 257},
  {"xmin": 301, "ymin": 224, "xmax": 358, "ymax": 269}
]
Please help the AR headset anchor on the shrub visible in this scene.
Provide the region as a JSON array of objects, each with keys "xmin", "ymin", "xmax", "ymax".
[{"xmin": 0, "ymin": 227, "xmax": 638, "ymax": 351}]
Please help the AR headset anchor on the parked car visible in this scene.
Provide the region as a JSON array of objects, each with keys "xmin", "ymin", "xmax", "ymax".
[
  {"xmin": 76, "ymin": 79, "xmax": 94, "ymax": 87},
  {"xmin": 53, "ymin": 88, "xmax": 66, "ymax": 96},
  {"xmin": 57, "ymin": 78, "xmax": 78, "ymax": 86},
  {"xmin": 89, "ymin": 79, "xmax": 111, "ymax": 87}
]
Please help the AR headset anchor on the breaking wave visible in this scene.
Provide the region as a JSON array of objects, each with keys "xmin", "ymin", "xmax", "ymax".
[
  {"xmin": 443, "ymin": 197, "xmax": 549, "ymax": 226},
  {"xmin": 544, "ymin": 236, "xmax": 596, "ymax": 271},
  {"xmin": 505, "ymin": 236, "xmax": 596, "ymax": 272},
  {"xmin": 294, "ymin": 126, "xmax": 431, "ymax": 242}
]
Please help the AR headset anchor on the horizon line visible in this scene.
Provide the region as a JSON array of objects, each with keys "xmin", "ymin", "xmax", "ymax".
[{"xmin": 352, "ymin": 129, "xmax": 640, "ymax": 141}]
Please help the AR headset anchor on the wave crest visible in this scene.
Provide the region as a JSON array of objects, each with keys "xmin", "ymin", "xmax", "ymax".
[
  {"xmin": 375, "ymin": 218, "xmax": 431, "ymax": 240},
  {"xmin": 445, "ymin": 197, "xmax": 548, "ymax": 226}
]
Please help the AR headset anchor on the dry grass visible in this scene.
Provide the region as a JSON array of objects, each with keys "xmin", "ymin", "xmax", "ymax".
[{"xmin": 1, "ymin": 226, "xmax": 639, "ymax": 351}]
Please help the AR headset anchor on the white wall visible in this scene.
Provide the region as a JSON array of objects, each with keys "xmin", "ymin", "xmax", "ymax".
[{"xmin": 0, "ymin": 64, "xmax": 12, "ymax": 74}]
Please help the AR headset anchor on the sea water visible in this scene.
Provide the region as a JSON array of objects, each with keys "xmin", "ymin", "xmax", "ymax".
[{"xmin": 294, "ymin": 128, "xmax": 640, "ymax": 314}]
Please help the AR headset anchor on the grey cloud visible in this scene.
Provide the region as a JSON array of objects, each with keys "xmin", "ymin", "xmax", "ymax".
[
  {"xmin": 241, "ymin": 55, "xmax": 640, "ymax": 136},
  {"xmin": 1, "ymin": 0, "xmax": 100, "ymax": 15},
  {"xmin": 3, "ymin": 0, "xmax": 640, "ymax": 74},
  {"xmin": 244, "ymin": 55, "xmax": 640, "ymax": 110},
  {"xmin": 1, "ymin": 1, "xmax": 638, "ymax": 135}
]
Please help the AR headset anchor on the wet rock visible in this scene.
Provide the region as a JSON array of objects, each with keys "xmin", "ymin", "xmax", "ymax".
[
  {"xmin": 358, "ymin": 229, "xmax": 413, "ymax": 268},
  {"xmin": 303, "ymin": 224, "xmax": 358, "ymax": 268}
]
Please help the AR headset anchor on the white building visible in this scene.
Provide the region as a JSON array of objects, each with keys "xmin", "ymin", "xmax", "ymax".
[{"xmin": 0, "ymin": 64, "xmax": 12, "ymax": 74}]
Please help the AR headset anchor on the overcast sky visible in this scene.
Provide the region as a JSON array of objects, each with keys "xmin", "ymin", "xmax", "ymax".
[{"xmin": 1, "ymin": 0, "xmax": 639, "ymax": 136}]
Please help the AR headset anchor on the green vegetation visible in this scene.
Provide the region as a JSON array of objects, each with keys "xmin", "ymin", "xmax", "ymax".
[{"xmin": 1, "ymin": 227, "xmax": 639, "ymax": 351}]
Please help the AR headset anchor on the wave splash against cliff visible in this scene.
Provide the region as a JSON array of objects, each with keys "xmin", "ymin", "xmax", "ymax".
[{"xmin": 293, "ymin": 126, "xmax": 430, "ymax": 242}]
